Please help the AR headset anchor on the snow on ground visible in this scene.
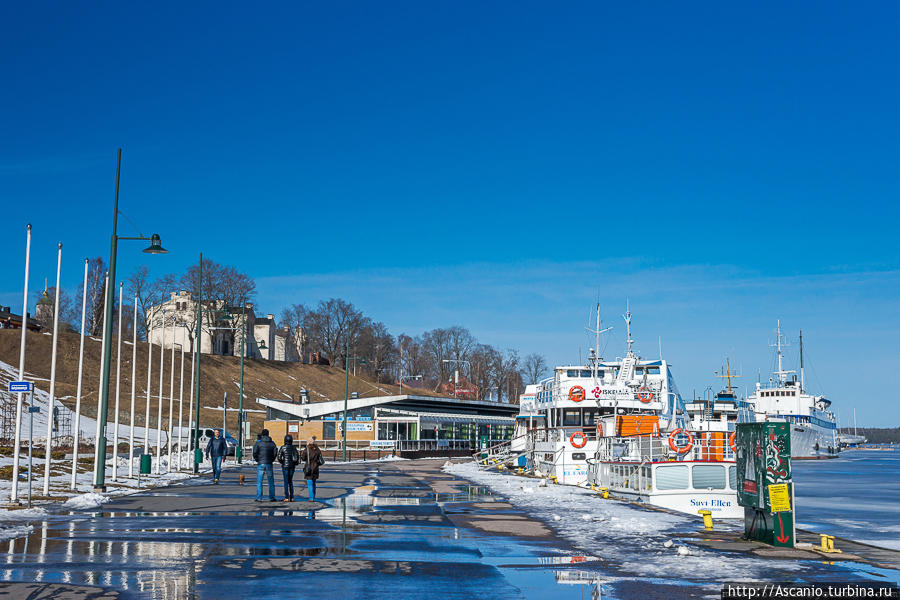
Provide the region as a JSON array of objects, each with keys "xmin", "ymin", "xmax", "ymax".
[
  {"xmin": 0, "ymin": 525, "xmax": 33, "ymax": 541},
  {"xmin": 1, "ymin": 358, "xmax": 176, "ymax": 446},
  {"xmin": 444, "ymin": 461, "xmax": 805, "ymax": 583},
  {"xmin": 63, "ymin": 492, "xmax": 109, "ymax": 509}
]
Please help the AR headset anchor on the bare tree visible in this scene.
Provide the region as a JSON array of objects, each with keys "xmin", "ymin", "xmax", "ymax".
[
  {"xmin": 522, "ymin": 353, "xmax": 548, "ymax": 385},
  {"xmin": 74, "ymin": 257, "xmax": 108, "ymax": 336},
  {"xmin": 180, "ymin": 258, "xmax": 255, "ymax": 307}
]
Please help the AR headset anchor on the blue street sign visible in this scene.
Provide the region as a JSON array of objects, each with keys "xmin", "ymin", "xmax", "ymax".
[
  {"xmin": 8, "ymin": 381, "xmax": 32, "ymax": 393},
  {"xmin": 27, "ymin": 407, "xmax": 40, "ymax": 413}
]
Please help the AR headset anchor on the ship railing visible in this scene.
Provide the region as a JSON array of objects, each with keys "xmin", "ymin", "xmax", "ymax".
[{"xmin": 592, "ymin": 432, "xmax": 735, "ymax": 463}]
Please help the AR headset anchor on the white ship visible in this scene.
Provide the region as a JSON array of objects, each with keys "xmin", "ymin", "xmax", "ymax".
[
  {"xmin": 584, "ymin": 357, "xmax": 747, "ymax": 519},
  {"xmin": 519, "ymin": 307, "xmax": 683, "ymax": 487},
  {"xmin": 500, "ymin": 307, "xmax": 743, "ymax": 518},
  {"xmin": 748, "ymin": 322, "xmax": 838, "ymax": 459}
]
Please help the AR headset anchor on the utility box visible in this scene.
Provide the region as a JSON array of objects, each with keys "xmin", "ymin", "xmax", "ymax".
[
  {"xmin": 735, "ymin": 422, "xmax": 795, "ymax": 548},
  {"xmin": 139, "ymin": 454, "xmax": 152, "ymax": 475}
]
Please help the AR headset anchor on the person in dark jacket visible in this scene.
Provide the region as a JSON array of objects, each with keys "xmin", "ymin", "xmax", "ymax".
[
  {"xmin": 252, "ymin": 429, "xmax": 277, "ymax": 501},
  {"xmin": 276, "ymin": 434, "xmax": 300, "ymax": 501},
  {"xmin": 299, "ymin": 436, "xmax": 323, "ymax": 501},
  {"xmin": 205, "ymin": 429, "xmax": 228, "ymax": 484}
]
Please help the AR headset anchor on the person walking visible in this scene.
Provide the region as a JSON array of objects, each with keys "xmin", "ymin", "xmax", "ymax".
[
  {"xmin": 252, "ymin": 428, "xmax": 277, "ymax": 502},
  {"xmin": 299, "ymin": 436, "xmax": 323, "ymax": 502},
  {"xmin": 205, "ymin": 428, "xmax": 228, "ymax": 484},
  {"xmin": 276, "ymin": 434, "xmax": 300, "ymax": 501}
]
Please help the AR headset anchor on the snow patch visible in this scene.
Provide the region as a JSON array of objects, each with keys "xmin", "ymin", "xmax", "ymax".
[
  {"xmin": 0, "ymin": 526, "xmax": 33, "ymax": 541},
  {"xmin": 64, "ymin": 492, "xmax": 110, "ymax": 510}
]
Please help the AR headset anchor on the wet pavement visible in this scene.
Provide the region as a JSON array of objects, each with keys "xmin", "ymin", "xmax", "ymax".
[
  {"xmin": 2, "ymin": 458, "xmax": 896, "ymax": 599},
  {"xmin": 0, "ymin": 459, "xmax": 606, "ymax": 599}
]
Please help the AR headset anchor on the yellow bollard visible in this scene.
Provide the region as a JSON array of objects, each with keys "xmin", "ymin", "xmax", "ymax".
[
  {"xmin": 597, "ymin": 486, "xmax": 609, "ymax": 499},
  {"xmin": 516, "ymin": 467, "xmax": 524, "ymax": 475},
  {"xmin": 550, "ymin": 476, "xmax": 558, "ymax": 484},
  {"xmin": 698, "ymin": 509, "xmax": 713, "ymax": 531},
  {"xmin": 819, "ymin": 534, "xmax": 842, "ymax": 554}
]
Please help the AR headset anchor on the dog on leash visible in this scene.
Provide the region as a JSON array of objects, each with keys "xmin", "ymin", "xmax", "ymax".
[{"xmin": 238, "ymin": 474, "xmax": 245, "ymax": 486}]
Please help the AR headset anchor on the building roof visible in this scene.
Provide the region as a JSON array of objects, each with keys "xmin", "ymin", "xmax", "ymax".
[{"xmin": 257, "ymin": 394, "xmax": 519, "ymax": 420}]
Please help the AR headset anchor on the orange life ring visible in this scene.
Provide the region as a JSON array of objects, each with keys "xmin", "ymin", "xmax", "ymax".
[
  {"xmin": 570, "ymin": 431, "xmax": 587, "ymax": 448},
  {"xmin": 667, "ymin": 428, "xmax": 694, "ymax": 454},
  {"xmin": 568, "ymin": 386, "xmax": 585, "ymax": 402},
  {"xmin": 728, "ymin": 431, "xmax": 737, "ymax": 452},
  {"xmin": 637, "ymin": 387, "xmax": 654, "ymax": 403}
]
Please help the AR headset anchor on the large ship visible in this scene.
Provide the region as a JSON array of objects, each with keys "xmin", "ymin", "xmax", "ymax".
[
  {"xmin": 747, "ymin": 322, "xmax": 838, "ymax": 459},
  {"xmin": 518, "ymin": 308, "xmax": 684, "ymax": 487}
]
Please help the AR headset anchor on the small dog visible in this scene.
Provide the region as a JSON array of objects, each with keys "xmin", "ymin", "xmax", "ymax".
[{"xmin": 238, "ymin": 474, "xmax": 245, "ymax": 486}]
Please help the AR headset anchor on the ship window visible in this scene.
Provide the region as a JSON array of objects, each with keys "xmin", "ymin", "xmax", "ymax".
[
  {"xmin": 655, "ymin": 465, "xmax": 689, "ymax": 490},
  {"xmin": 583, "ymin": 409, "xmax": 598, "ymax": 427},
  {"xmin": 563, "ymin": 409, "xmax": 581, "ymax": 426},
  {"xmin": 567, "ymin": 370, "xmax": 579, "ymax": 377},
  {"xmin": 580, "ymin": 370, "xmax": 592, "ymax": 377},
  {"xmin": 645, "ymin": 367, "xmax": 660, "ymax": 374},
  {"xmin": 692, "ymin": 465, "xmax": 726, "ymax": 490},
  {"xmin": 728, "ymin": 466, "xmax": 736, "ymax": 489}
]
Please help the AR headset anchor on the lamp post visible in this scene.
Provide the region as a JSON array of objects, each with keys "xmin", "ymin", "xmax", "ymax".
[
  {"xmin": 340, "ymin": 338, "xmax": 365, "ymax": 462},
  {"xmin": 190, "ymin": 256, "xmax": 233, "ymax": 474},
  {"xmin": 94, "ymin": 148, "xmax": 168, "ymax": 492}
]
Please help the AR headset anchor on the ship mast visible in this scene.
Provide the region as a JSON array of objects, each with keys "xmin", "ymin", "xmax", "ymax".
[
  {"xmin": 585, "ymin": 302, "xmax": 611, "ymax": 385},
  {"xmin": 624, "ymin": 301, "xmax": 634, "ymax": 355},
  {"xmin": 799, "ymin": 329, "xmax": 805, "ymax": 393},
  {"xmin": 715, "ymin": 358, "xmax": 741, "ymax": 393}
]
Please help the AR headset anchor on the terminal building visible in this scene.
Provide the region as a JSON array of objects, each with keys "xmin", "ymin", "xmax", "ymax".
[{"xmin": 258, "ymin": 393, "xmax": 518, "ymax": 451}]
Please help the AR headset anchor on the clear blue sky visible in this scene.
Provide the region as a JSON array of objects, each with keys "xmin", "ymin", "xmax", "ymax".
[{"xmin": 1, "ymin": 3, "xmax": 898, "ymax": 425}]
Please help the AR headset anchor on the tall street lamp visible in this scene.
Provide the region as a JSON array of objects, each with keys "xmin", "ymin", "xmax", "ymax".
[{"xmin": 94, "ymin": 148, "xmax": 167, "ymax": 492}]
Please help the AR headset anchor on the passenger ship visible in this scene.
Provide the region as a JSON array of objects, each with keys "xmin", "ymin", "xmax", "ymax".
[
  {"xmin": 510, "ymin": 309, "xmax": 745, "ymax": 518},
  {"xmin": 748, "ymin": 323, "xmax": 838, "ymax": 459},
  {"xmin": 583, "ymin": 360, "xmax": 747, "ymax": 519},
  {"xmin": 517, "ymin": 309, "xmax": 684, "ymax": 484}
]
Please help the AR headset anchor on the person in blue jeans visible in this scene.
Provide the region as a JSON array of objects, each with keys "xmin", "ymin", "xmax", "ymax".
[
  {"xmin": 299, "ymin": 436, "xmax": 323, "ymax": 501},
  {"xmin": 276, "ymin": 434, "xmax": 300, "ymax": 501},
  {"xmin": 252, "ymin": 429, "xmax": 277, "ymax": 502},
  {"xmin": 205, "ymin": 429, "xmax": 228, "ymax": 484}
]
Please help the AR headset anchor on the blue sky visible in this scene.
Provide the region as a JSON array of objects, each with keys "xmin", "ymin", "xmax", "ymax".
[{"xmin": 1, "ymin": 3, "xmax": 898, "ymax": 425}]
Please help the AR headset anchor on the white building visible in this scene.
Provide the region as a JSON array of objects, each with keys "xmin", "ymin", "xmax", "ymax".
[{"xmin": 147, "ymin": 291, "xmax": 300, "ymax": 361}]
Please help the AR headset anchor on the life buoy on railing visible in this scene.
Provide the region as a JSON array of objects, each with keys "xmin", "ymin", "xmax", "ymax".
[
  {"xmin": 568, "ymin": 386, "xmax": 586, "ymax": 402},
  {"xmin": 637, "ymin": 387, "xmax": 654, "ymax": 403},
  {"xmin": 667, "ymin": 428, "xmax": 694, "ymax": 454},
  {"xmin": 570, "ymin": 431, "xmax": 587, "ymax": 448},
  {"xmin": 728, "ymin": 431, "xmax": 737, "ymax": 452}
]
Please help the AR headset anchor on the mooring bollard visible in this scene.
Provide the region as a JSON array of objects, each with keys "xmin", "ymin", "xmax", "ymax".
[
  {"xmin": 819, "ymin": 534, "xmax": 841, "ymax": 553},
  {"xmin": 698, "ymin": 509, "xmax": 714, "ymax": 531}
]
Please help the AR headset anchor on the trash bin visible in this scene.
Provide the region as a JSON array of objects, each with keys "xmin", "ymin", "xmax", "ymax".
[{"xmin": 139, "ymin": 454, "xmax": 151, "ymax": 475}]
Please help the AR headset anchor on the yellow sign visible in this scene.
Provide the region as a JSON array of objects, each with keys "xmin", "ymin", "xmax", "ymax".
[{"xmin": 768, "ymin": 483, "xmax": 791, "ymax": 513}]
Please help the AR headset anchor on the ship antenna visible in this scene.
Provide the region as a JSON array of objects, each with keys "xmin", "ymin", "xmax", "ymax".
[
  {"xmin": 623, "ymin": 301, "xmax": 634, "ymax": 354},
  {"xmin": 585, "ymin": 302, "xmax": 611, "ymax": 385},
  {"xmin": 799, "ymin": 329, "xmax": 805, "ymax": 393}
]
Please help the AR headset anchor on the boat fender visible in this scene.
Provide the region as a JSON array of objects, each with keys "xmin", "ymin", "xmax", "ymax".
[
  {"xmin": 570, "ymin": 431, "xmax": 587, "ymax": 448},
  {"xmin": 596, "ymin": 422, "xmax": 603, "ymax": 437},
  {"xmin": 667, "ymin": 428, "xmax": 694, "ymax": 454},
  {"xmin": 637, "ymin": 387, "xmax": 654, "ymax": 403},
  {"xmin": 728, "ymin": 431, "xmax": 737, "ymax": 452},
  {"xmin": 569, "ymin": 386, "xmax": 585, "ymax": 402}
]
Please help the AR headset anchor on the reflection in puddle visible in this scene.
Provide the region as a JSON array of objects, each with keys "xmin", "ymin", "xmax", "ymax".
[{"xmin": 2, "ymin": 474, "xmax": 605, "ymax": 599}]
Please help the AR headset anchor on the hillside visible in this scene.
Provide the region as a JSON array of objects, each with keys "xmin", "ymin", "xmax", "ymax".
[{"xmin": 0, "ymin": 329, "xmax": 430, "ymax": 440}]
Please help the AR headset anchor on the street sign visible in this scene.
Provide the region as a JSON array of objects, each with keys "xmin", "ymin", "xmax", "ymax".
[
  {"xmin": 8, "ymin": 381, "xmax": 32, "ymax": 393},
  {"xmin": 27, "ymin": 407, "xmax": 40, "ymax": 414}
]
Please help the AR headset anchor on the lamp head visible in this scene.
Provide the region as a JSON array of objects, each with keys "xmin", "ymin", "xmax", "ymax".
[{"xmin": 142, "ymin": 233, "xmax": 168, "ymax": 254}]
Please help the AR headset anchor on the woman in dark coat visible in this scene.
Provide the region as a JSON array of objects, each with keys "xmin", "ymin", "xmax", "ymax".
[
  {"xmin": 276, "ymin": 434, "xmax": 300, "ymax": 501},
  {"xmin": 299, "ymin": 436, "xmax": 323, "ymax": 501}
]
